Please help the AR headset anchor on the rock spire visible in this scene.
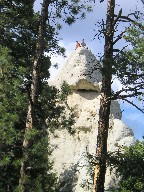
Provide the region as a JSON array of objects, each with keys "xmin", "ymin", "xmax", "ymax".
[
  {"xmin": 52, "ymin": 47, "xmax": 102, "ymax": 92},
  {"xmin": 49, "ymin": 47, "xmax": 134, "ymax": 192}
]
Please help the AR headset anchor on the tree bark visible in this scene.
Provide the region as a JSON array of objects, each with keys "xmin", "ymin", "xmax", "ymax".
[
  {"xmin": 19, "ymin": 0, "xmax": 51, "ymax": 191},
  {"xmin": 93, "ymin": 0, "xmax": 115, "ymax": 191}
]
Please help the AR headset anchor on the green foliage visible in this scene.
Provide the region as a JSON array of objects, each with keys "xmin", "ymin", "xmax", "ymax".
[
  {"xmin": 65, "ymin": 16, "xmax": 75, "ymax": 25},
  {"xmin": 49, "ymin": 0, "xmax": 93, "ymax": 26},
  {"xmin": 58, "ymin": 82, "xmax": 75, "ymax": 134},
  {"xmin": 0, "ymin": 0, "xmax": 92, "ymax": 190},
  {"xmin": 0, "ymin": 0, "xmax": 59, "ymax": 190},
  {"xmin": 114, "ymin": 20, "xmax": 144, "ymax": 86},
  {"xmin": 19, "ymin": 128, "xmax": 57, "ymax": 192},
  {"xmin": 46, "ymin": 82, "xmax": 75, "ymax": 134},
  {"xmin": 0, "ymin": 46, "xmax": 63, "ymax": 191},
  {"xmin": 0, "ymin": 46, "xmax": 26, "ymax": 191},
  {"xmin": 60, "ymin": 81, "xmax": 72, "ymax": 100},
  {"xmin": 112, "ymin": 17, "xmax": 144, "ymax": 111},
  {"xmin": 108, "ymin": 140, "xmax": 144, "ymax": 192},
  {"xmin": 124, "ymin": 25, "xmax": 144, "ymax": 60},
  {"xmin": 82, "ymin": 140, "xmax": 144, "ymax": 192}
]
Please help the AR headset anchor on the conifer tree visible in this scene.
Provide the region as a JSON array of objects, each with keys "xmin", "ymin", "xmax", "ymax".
[
  {"xmin": 0, "ymin": 0, "xmax": 92, "ymax": 191},
  {"xmin": 0, "ymin": 46, "xmax": 26, "ymax": 191}
]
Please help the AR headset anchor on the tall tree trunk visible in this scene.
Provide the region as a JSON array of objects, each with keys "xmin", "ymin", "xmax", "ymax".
[
  {"xmin": 19, "ymin": 0, "xmax": 51, "ymax": 191},
  {"xmin": 93, "ymin": 0, "xmax": 115, "ymax": 191}
]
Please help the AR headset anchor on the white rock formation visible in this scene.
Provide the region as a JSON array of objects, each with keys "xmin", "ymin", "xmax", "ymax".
[
  {"xmin": 49, "ymin": 47, "xmax": 134, "ymax": 192},
  {"xmin": 53, "ymin": 47, "xmax": 102, "ymax": 92}
]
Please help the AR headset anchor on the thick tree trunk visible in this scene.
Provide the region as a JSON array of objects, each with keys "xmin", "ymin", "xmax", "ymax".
[
  {"xmin": 19, "ymin": 0, "xmax": 51, "ymax": 191},
  {"xmin": 93, "ymin": 0, "xmax": 115, "ymax": 192}
]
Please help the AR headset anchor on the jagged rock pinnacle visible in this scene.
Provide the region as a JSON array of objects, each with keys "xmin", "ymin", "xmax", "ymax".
[{"xmin": 49, "ymin": 47, "xmax": 135, "ymax": 192}]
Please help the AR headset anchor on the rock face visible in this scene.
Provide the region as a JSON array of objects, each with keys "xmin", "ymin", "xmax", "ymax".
[
  {"xmin": 50, "ymin": 47, "xmax": 134, "ymax": 191},
  {"xmin": 53, "ymin": 48, "xmax": 102, "ymax": 92}
]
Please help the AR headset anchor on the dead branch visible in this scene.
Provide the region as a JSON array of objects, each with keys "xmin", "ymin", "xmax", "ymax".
[
  {"xmin": 111, "ymin": 84, "xmax": 143, "ymax": 100},
  {"xmin": 113, "ymin": 45, "xmax": 128, "ymax": 59},
  {"xmin": 117, "ymin": 91, "xmax": 143, "ymax": 99},
  {"xmin": 122, "ymin": 98, "xmax": 144, "ymax": 113},
  {"xmin": 113, "ymin": 49, "xmax": 120, "ymax": 52},
  {"xmin": 113, "ymin": 30, "xmax": 126, "ymax": 45},
  {"xmin": 113, "ymin": 8, "xmax": 122, "ymax": 26},
  {"xmin": 114, "ymin": 14, "xmax": 135, "ymax": 23}
]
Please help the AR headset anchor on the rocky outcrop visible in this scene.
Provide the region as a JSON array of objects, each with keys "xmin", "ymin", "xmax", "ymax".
[
  {"xmin": 49, "ymin": 47, "xmax": 134, "ymax": 191},
  {"xmin": 53, "ymin": 48, "xmax": 102, "ymax": 92}
]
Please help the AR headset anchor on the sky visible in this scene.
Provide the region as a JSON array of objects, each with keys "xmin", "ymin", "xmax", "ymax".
[{"xmin": 34, "ymin": 0, "xmax": 144, "ymax": 140}]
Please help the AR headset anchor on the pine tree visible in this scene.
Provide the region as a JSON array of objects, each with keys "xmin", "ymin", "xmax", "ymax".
[
  {"xmin": 0, "ymin": 46, "xmax": 26, "ymax": 191},
  {"xmin": 0, "ymin": 0, "xmax": 92, "ymax": 191}
]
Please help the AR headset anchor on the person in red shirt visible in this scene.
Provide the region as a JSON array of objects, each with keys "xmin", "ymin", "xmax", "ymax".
[{"xmin": 75, "ymin": 41, "xmax": 81, "ymax": 49}]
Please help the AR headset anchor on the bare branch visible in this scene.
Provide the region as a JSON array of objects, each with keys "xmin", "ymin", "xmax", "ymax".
[
  {"xmin": 113, "ymin": 8, "xmax": 122, "ymax": 26},
  {"xmin": 94, "ymin": 0, "xmax": 105, "ymax": 3},
  {"xmin": 114, "ymin": 14, "xmax": 135, "ymax": 23},
  {"xmin": 122, "ymin": 98, "xmax": 144, "ymax": 113},
  {"xmin": 113, "ymin": 45, "xmax": 128, "ymax": 59},
  {"xmin": 111, "ymin": 84, "xmax": 143, "ymax": 100},
  {"xmin": 102, "ymin": 19, "xmax": 105, "ymax": 31},
  {"xmin": 113, "ymin": 49, "xmax": 119, "ymax": 52},
  {"xmin": 117, "ymin": 92, "xmax": 143, "ymax": 100},
  {"xmin": 118, "ymin": 19, "xmax": 132, "ymax": 23},
  {"xmin": 113, "ymin": 30, "xmax": 126, "ymax": 45}
]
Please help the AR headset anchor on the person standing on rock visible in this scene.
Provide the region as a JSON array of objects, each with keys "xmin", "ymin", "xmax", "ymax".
[
  {"xmin": 81, "ymin": 39, "xmax": 86, "ymax": 47},
  {"xmin": 75, "ymin": 41, "xmax": 81, "ymax": 49}
]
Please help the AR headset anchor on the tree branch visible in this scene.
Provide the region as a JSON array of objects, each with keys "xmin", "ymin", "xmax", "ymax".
[
  {"xmin": 117, "ymin": 92, "xmax": 143, "ymax": 100},
  {"xmin": 113, "ymin": 45, "xmax": 128, "ymax": 59},
  {"xmin": 122, "ymin": 98, "xmax": 144, "ymax": 113},
  {"xmin": 111, "ymin": 84, "xmax": 143, "ymax": 100},
  {"xmin": 113, "ymin": 49, "xmax": 119, "ymax": 52},
  {"xmin": 113, "ymin": 30, "xmax": 126, "ymax": 45},
  {"xmin": 113, "ymin": 8, "xmax": 122, "ymax": 27},
  {"xmin": 114, "ymin": 14, "xmax": 135, "ymax": 23}
]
